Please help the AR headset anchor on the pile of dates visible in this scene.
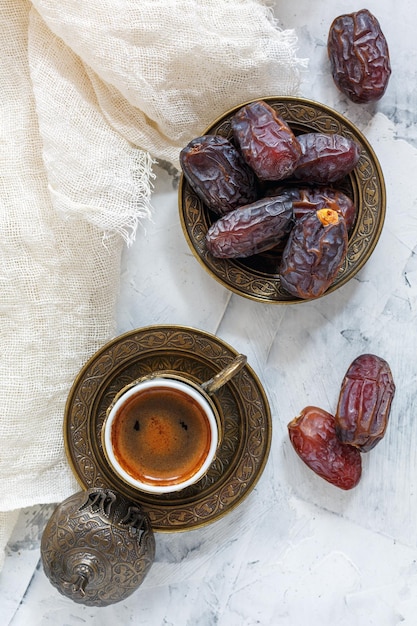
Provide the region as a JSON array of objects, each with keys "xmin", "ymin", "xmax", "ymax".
[
  {"xmin": 180, "ymin": 99, "xmax": 361, "ymax": 299},
  {"xmin": 287, "ymin": 354, "xmax": 396, "ymax": 490}
]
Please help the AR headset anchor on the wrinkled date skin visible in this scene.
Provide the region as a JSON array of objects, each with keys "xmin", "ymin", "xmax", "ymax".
[
  {"xmin": 328, "ymin": 9, "xmax": 391, "ymax": 103},
  {"xmin": 335, "ymin": 354, "xmax": 395, "ymax": 452},
  {"xmin": 288, "ymin": 406, "xmax": 362, "ymax": 490},
  {"xmin": 267, "ymin": 185, "xmax": 357, "ymax": 232},
  {"xmin": 280, "ymin": 208, "xmax": 348, "ymax": 299},
  {"xmin": 231, "ymin": 100, "xmax": 302, "ymax": 181},
  {"xmin": 293, "ymin": 133, "xmax": 361, "ymax": 183},
  {"xmin": 180, "ymin": 135, "xmax": 258, "ymax": 215},
  {"xmin": 205, "ymin": 196, "xmax": 293, "ymax": 258}
]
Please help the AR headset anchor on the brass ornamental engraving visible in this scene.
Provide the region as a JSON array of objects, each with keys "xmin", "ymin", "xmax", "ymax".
[
  {"xmin": 64, "ymin": 326, "xmax": 272, "ymax": 531},
  {"xmin": 41, "ymin": 489, "xmax": 155, "ymax": 607}
]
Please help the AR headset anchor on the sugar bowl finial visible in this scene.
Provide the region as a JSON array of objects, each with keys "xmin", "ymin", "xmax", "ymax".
[{"xmin": 41, "ymin": 488, "xmax": 155, "ymax": 607}]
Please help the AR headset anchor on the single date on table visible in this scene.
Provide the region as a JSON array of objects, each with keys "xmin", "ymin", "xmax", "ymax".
[
  {"xmin": 288, "ymin": 406, "xmax": 362, "ymax": 490},
  {"xmin": 328, "ymin": 9, "xmax": 391, "ymax": 103},
  {"xmin": 335, "ymin": 353, "xmax": 396, "ymax": 452}
]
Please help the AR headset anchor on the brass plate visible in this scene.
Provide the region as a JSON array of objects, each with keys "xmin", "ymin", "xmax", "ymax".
[
  {"xmin": 64, "ymin": 325, "xmax": 272, "ymax": 532},
  {"xmin": 179, "ymin": 96, "xmax": 386, "ymax": 303}
]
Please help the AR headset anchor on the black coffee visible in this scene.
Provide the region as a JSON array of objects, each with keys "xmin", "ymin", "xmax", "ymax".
[{"xmin": 111, "ymin": 385, "xmax": 212, "ymax": 487}]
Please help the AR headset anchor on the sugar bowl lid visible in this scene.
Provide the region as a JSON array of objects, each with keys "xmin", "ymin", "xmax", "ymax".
[{"xmin": 40, "ymin": 488, "xmax": 155, "ymax": 607}]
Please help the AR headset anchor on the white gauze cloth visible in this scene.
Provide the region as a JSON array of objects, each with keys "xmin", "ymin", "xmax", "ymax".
[{"xmin": 0, "ymin": 0, "xmax": 305, "ymax": 569}]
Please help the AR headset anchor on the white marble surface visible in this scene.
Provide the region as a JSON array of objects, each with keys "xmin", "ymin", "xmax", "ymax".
[{"xmin": 3, "ymin": 1, "xmax": 417, "ymax": 624}]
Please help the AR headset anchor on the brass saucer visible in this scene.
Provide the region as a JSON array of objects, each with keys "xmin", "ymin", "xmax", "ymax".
[{"xmin": 64, "ymin": 325, "xmax": 272, "ymax": 532}]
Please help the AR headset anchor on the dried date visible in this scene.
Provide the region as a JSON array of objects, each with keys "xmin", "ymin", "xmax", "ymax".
[
  {"xmin": 328, "ymin": 9, "xmax": 391, "ymax": 103},
  {"xmin": 292, "ymin": 133, "xmax": 361, "ymax": 183},
  {"xmin": 180, "ymin": 135, "xmax": 258, "ymax": 215},
  {"xmin": 205, "ymin": 196, "xmax": 293, "ymax": 258},
  {"xmin": 267, "ymin": 185, "xmax": 357, "ymax": 232},
  {"xmin": 280, "ymin": 208, "xmax": 348, "ymax": 299},
  {"xmin": 288, "ymin": 406, "xmax": 362, "ymax": 490},
  {"xmin": 231, "ymin": 100, "xmax": 302, "ymax": 181},
  {"xmin": 335, "ymin": 354, "xmax": 395, "ymax": 452}
]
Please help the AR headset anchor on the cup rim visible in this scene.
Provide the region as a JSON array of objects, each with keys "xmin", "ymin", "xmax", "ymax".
[{"xmin": 102, "ymin": 375, "xmax": 219, "ymax": 494}]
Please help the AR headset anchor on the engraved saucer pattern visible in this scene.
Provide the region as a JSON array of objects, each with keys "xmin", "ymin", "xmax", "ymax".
[
  {"xmin": 179, "ymin": 96, "xmax": 386, "ymax": 303},
  {"xmin": 64, "ymin": 325, "xmax": 272, "ymax": 532}
]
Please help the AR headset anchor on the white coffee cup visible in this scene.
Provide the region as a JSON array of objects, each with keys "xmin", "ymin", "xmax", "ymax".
[{"xmin": 102, "ymin": 355, "xmax": 246, "ymax": 495}]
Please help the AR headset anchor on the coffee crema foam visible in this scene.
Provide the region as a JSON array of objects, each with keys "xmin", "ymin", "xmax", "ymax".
[{"xmin": 111, "ymin": 386, "xmax": 212, "ymax": 486}]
